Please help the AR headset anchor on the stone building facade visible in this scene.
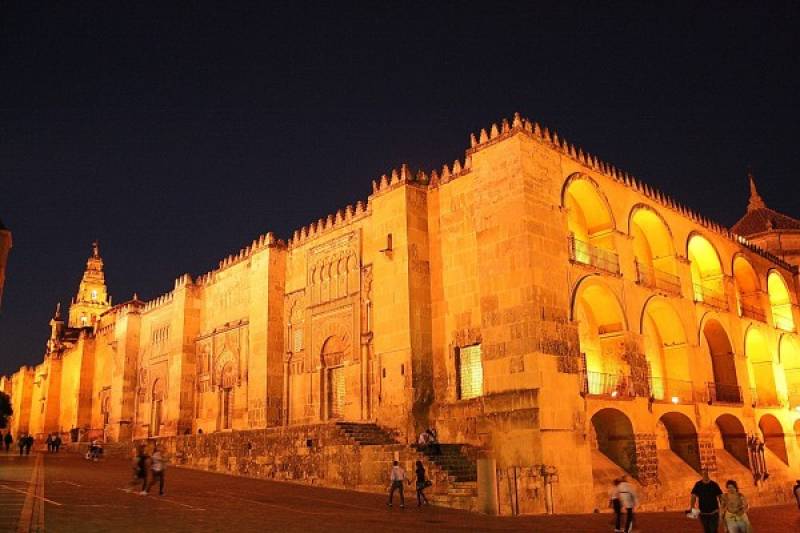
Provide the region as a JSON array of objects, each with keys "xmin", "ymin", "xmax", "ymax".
[{"xmin": 4, "ymin": 113, "xmax": 800, "ymax": 514}]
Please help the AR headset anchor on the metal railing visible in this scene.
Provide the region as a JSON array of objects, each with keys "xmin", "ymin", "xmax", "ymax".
[
  {"xmin": 635, "ymin": 261, "xmax": 682, "ymax": 295},
  {"xmin": 771, "ymin": 304, "xmax": 795, "ymax": 331},
  {"xmin": 749, "ymin": 386, "xmax": 781, "ymax": 408},
  {"xmin": 568, "ymin": 235, "xmax": 620, "ymax": 275},
  {"xmin": 649, "ymin": 377, "xmax": 697, "ymax": 404},
  {"xmin": 693, "ymin": 282, "xmax": 728, "ymax": 310},
  {"xmin": 706, "ymin": 382, "xmax": 743, "ymax": 404},
  {"xmin": 582, "ymin": 371, "xmax": 636, "ymax": 398},
  {"xmin": 739, "ymin": 300, "xmax": 766, "ymax": 322}
]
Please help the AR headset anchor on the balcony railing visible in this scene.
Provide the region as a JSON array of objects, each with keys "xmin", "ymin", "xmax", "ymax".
[
  {"xmin": 568, "ymin": 235, "xmax": 620, "ymax": 275},
  {"xmin": 649, "ymin": 377, "xmax": 697, "ymax": 404},
  {"xmin": 706, "ymin": 382, "xmax": 743, "ymax": 405},
  {"xmin": 739, "ymin": 300, "xmax": 766, "ymax": 322},
  {"xmin": 693, "ymin": 282, "xmax": 728, "ymax": 310},
  {"xmin": 635, "ymin": 261, "xmax": 682, "ymax": 295},
  {"xmin": 749, "ymin": 387, "xmax": 781, "ymax": 408},
  {"xmin": 771, "ymin": 303, "xmax": 795, "ymax": 331},
  {"xmin": 582, "ymin": 371, "xmax": 636, "ymax": 398}
]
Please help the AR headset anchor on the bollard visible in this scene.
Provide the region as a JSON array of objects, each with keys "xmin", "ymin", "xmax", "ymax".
[{"xmin": 477, "ymin": 455, "xmax": 498, "ymax": 515}]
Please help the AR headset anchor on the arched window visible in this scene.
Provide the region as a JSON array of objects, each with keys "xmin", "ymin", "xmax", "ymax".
[
  {"xmin": 151, "ymin": 379, "xmax": 164, "ymax": 437},
  {"xmin": 563, "ymin": 176, "xmax": 619, "ymax": 274},
  {"xmin": 733, "ymin": 256, "xmax": 764, "ymax": 321},
  {"xmin": 630, "ymin": 206, "xmax": 679, "ymax": 294},
  {"xmin": 573, "ymin": 279, "xmax": 629, "ymax": 396},
  {"xmin": 688, "ymin": 235, "xmax": 726, "ymax": 308},
  {"xmin": 703, "ymin": 319, "xmax": 741, "ymax": 404},
  {"xmin": 642, "ymin": 299, "xmax": 691, "ymax": 402},
  {"xmin": 745, "ymin": 328, "xmax": 779, "ymax": 407},
  {"xmin": 780, "ymin": 335, "xmax": 800, "ymax": 409},
  {"xmin": 768, "ymin": 271, "xmax": 795, "ymax": 331}
]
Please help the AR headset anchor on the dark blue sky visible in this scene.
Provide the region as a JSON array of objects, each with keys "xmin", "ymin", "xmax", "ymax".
[{"xmin": 1, "ymin": 2, "xmax": 799, "ymax": 375}]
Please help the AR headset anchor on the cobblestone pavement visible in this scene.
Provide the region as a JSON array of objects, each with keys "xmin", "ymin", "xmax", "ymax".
[{"xmin": 1, "ymin": 452, "xmax": 799, "ymax": 532}]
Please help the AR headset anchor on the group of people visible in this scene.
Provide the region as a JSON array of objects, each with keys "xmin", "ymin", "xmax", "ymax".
[
  {"xmin": 132, "ymin": 444, "xmax": 167, "ymax": 496},
  {"xmin": 86, "ymin": 439, "xmax": 104, "ymax": 460},
  {"xmin": 15, "ymin": 433, "xmax": 34, "ymax": 455},
  {"xmin": 608, "ymin": 469, "xmax": 778, "ymax": 532},
  {"xmin": 387, "ymin": 460, "xmax": 431, "ymax": 508},
  {"xmin": 44, "ymin": 433, "xmax": 63, "ymax": 452},
  {"xmin": 688, "ymin": 471, "xmax": 751, "ymax": 533}
]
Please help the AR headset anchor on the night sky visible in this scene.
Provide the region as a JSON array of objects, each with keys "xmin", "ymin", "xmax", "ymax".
[{"xmin": 1, "ymin": 2, "xmax": 799, "ymax": 375}]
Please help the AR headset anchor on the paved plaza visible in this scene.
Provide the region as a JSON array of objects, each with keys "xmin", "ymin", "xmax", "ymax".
[{"xmin": 0, "ymin": 452, "xmax": 799, "ymax": 532}]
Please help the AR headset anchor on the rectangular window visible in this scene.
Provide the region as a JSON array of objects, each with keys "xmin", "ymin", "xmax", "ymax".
[
  {"xmin": 293, "ymin": 328, "xmax": 304, "ymax": 352},
  {"xmin": 457, "ymin": 344, "xmax": 483, "ymax": 400}
]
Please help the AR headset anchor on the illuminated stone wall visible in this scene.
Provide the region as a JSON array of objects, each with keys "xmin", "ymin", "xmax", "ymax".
[{"xmin": 4, "ymin": 114, "xmax": 800, "ymax": 514}]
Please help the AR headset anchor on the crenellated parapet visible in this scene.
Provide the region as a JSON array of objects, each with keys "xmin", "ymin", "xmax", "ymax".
[
  {"xmin": 466, "ymin": 112, "xmax": 797, "ymax": 273},
  {"xmin": 288, "ymin": 199, "xmax": 371, "ymax": 249},
  {"xmin": 194, "ymin": 231, "xmax": 284, "ymax": 285}
]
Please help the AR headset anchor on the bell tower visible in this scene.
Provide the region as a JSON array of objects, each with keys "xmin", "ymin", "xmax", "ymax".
[{"xmin": 68, "ymin": 241, "xmax": 111, "ymax": 327}]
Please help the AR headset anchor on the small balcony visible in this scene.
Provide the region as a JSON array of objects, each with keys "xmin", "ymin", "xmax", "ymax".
[
  {"xmin": 693, "ymin": 282, "xmax": 728, "ymax": 311},
  {"xmin": 738, "ymin": 299, "xmax": 766, "ymax": 322},
  {"xmin": 635, "ymin": 261, "xmax": 682, "ymax": 295},
  {"xmin": 649, "ymin": 377, "xmax": 697, "ymax": 404},
  {"xmin": 749, "ymin": 387, "xmax": 781, "ymax": 408},
  {"xmin": 568, "ymin": 235, "xmax": 620, "ymax": 275},
  {"xmin": 582, "ymin": 371, "xmax": 648, "ymax": 398},
  {"xmin": 771, "ymin": 303, "xmax": 795, "ymax": 332},
  {"xmin": 706, "ymin": 382, "xmax": 743, "ymax": 405}
]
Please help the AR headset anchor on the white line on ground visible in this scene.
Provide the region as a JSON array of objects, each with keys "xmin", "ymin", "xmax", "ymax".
[
  {"xmin": 0, "ymin": 484, "xmax": 62, "ymax": 506},
  {"xmin": 53, "ymin": 480, "xmax": 82, "ymax": 487},
  {"xmin": 214, "ymin": 493, "xmax": 378, "ymax": 517},
  {"xmin": 115, "ymin": 488, "xmax": 205, "ymax": 511}
]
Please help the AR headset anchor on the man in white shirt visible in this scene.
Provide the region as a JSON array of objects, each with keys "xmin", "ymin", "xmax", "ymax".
[
  {"xmin": 146, "ymin": 446, "xmax": 166, "ymax": 496},
  {"xmin": 617, "ymin": 475, "xmax": 638, "ymax": 533},
  {"xmin": 387, "ymin": 460, "xmax": 408, "ymax": 508}
]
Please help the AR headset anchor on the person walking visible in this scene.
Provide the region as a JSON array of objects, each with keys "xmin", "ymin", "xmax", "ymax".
[
  {"xmin": 720, "ymin": 480, "xmax": 751, "ymax": 533},
  {"xmin": 414, "ymin": 460, "xmax": 429, "ymax": 507},
  {"xmin": 46, "ymin": 434, "xmax": 53, "ymax": 453},
  {"xmin": 18, "ymin": 434, "xmax": 25, "ymax": 456},
  {"xmin": 617, "ymin": 475, "xmax": 637, "ymax": 533},
  {"xmin": 3, "ymin": 431, "xmax": 12, "ymax": 452},
  {"xmin": 387, "ymin": 460, "xmax": 409, "ymax": 508},
  {"xmin": 146, "ymin": 446, "xmax": 166, "ymax": 496},
  {"xmin": 690, "ymin": 470, "xmax": 724, "ymax": 533},
  {"xmin": 609, "ymin": 478, "xmax": 622, "ymax": 532},
  {"xmin": 136, "ymin": 445, "xmax": 150, "ymax": 495},
  {"xmin": 24, "ymin": 435, "xmax": 33, "ymax": 455},
  {"xmin": 53, "ymin": 435, "xmax": 62, "ymax": 453}
]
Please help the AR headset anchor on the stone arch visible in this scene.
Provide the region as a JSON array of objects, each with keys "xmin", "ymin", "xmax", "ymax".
[
  {"xmin": 590, "ymin": 408, "xmax": 637, "ymax": 477},
  {"xmin": 641, "ymin": 297, "xmax": 691, "ymax": 399},
  {"xmin": 628, "ymin": 204, "xmax": 678, "ymax": 282},
  {"xmin": 715, "ymin": 414, "xmax": 748, "ymax": 467},
  {"xmin": 571, "ymin": 276, "xmax": 629, "ymax": 387},
  {"xmin": 213, "ymin": 350, "xmax": 236, "ymax": 389},
  {"xmin": 150, "ymin": 378, "xmax": 164, "ymax": 437},
  {"xmin": 321, "ymin": 334, "xmax": 346, "ymax": 420},
  {"xmin": 658, "ymin": 412, "xmax": 701, "ymax": 471},
  {"xmin": 732, "ymin": 254, "xmax": 764, "ymax": 320},
  {"xmin": 562, "ymin": 174, "xmax": 617, "ymax": 258},
  {"xmin": 687, "ymin": 233, "xmax": 726, "ymax": 305},
  {"xmin": 780, "ymin": 335, "xmax": 800, "ymax": 408},
  {"xmin": 768, "ymin": 270, "xmax": 795, "ymax": 331},
  {"xmin": 745, "ymin": 327, "xmax": 778, "ymax": 406},
  {"xmin": 702, "ymin": 318, "xmax": 741, "ymax": 403},
  {"xmin": 759, "ymin": 414, "xmax": 789, "ymax": 465}
]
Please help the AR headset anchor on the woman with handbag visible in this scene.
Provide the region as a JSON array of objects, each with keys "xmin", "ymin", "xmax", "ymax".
[
  {"xmin": 720, "ymin": 480, "xmax": 751, "ymax": 533},
  {"xmin": 415, "ymin": 460, "xmax": 430, "ymax": 507}
]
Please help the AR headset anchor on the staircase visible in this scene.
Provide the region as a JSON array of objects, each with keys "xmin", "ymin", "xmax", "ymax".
[
  {"xmin": 418, "ymin": 443, "xmax": 478, "ymax": 481},
  {"xmin": 334, "ymin": 421, "xmax": 397, "ymax": 445},
  {"xmin": 417, "ymin": 443, "xmax": 479, "ymax": 511}
]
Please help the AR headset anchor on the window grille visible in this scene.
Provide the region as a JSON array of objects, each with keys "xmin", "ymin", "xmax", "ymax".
[
  {"xmin": 293, "ymin": 328, "xmax": 304, "ymax": 352},
  {"xmin": 457, "ymin": 344, "xmax": 483, "ymax": 400}
]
